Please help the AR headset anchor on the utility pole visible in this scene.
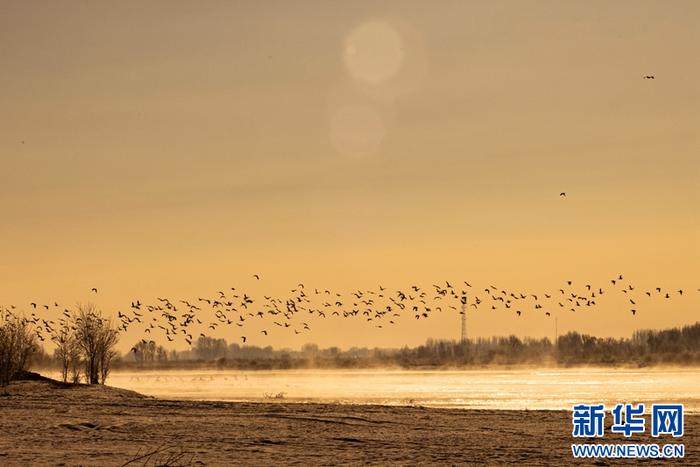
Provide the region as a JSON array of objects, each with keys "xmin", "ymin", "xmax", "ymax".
[{"xmin": 461, "ymin": 299, "xmax": 467, "ymax": 343}]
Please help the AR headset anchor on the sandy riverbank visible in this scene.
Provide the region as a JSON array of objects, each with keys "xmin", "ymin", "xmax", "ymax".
[{"xmin": 0, "ymin": 378, "xmax": 697, "ymax": 466}]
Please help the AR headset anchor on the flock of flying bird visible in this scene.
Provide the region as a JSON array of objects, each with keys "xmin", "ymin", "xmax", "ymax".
[
  {"xmin": 0, "ymin": 273, "xmax": 697, "ymax": 350},
  {"xmin": 7, "ymin": 75, "xmax": 667, "ymax": 350}
]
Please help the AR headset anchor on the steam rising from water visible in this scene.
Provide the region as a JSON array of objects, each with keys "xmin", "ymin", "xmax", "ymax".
[{"xmin": 71, "ymin": 367, "xmax": 700, "ymax": 412}]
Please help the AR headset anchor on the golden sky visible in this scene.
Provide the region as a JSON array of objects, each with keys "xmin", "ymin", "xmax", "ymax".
[{"xmin": 1, "ymin": 1, "xmax": 698, "ymax": 351}]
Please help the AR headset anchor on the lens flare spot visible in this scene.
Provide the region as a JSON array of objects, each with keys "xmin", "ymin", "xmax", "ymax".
[{"xmin": 343, "ymin": 21, "xmax": 405, "ymax": 84}]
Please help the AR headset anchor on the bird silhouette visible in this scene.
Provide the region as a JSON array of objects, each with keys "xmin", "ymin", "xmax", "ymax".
[{"xmin": 16, "ymin": 272, "xmax": 692, "ymax": 353}]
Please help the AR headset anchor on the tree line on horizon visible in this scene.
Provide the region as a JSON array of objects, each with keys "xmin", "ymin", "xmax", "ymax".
[
  {"xmin": 6, "ymin": 319, "xmax": 700, "ymax": 383},
  {"xmin": 23, "ymin": 320, "xmax": 700, "ymax": 372}
]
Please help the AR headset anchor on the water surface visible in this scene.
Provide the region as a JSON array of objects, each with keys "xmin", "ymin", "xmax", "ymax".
[{"xmin": 88, "ymin": 367, "xmax": 700, "ymax": 411}]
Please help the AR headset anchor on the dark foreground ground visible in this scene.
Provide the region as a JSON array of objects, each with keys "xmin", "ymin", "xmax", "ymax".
[{"xmin": 0, "ymin": 379, "xmax": 698, "ymax": 466}]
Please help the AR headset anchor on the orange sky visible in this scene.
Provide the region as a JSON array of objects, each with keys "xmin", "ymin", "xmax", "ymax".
[{"xmin": 1, "ymin": 1, "xmax": 698, "ymax": 351}]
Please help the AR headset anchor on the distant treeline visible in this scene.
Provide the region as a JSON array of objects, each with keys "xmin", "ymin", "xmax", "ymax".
[{"xmin": 31, "ymin": 321, "xmax": 700, "ymax": 371}]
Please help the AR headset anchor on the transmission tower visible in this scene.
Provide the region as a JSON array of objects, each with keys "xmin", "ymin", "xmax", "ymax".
[{"xmin": 461, "ymin": 300, "xmax": 467, "ymax": 343}]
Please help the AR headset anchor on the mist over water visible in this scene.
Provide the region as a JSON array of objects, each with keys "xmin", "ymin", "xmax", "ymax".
[{"xmin": 63, "ymin": 368, "xmax": 700, "ymax": 412}]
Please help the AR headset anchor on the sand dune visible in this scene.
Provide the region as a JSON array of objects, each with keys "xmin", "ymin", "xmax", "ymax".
[{"xmin": 0, "ymin": 379, "xmax": 697, "ymax": 466}]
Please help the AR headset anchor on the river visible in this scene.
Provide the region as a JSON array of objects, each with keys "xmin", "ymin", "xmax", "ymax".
[{"xmin": 80, "ymin": 367, "xmax": 700, "ymax": 412}]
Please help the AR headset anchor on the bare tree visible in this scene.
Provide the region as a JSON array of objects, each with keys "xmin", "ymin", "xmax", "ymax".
[
  {"xmin": 52, "ymin": 326, "xmax": 81, "ymax": 383},
  {"xmin": 69, "ymin": 350, "xmax": 83, "ymax": 383},
  {"xmin": 132, "ymin": 340, "xmax": 157, "ymax": 364},
  {"xmin": 99, "ymin": 330, "xmax": 119, "ymax": 384},
  {"xmin": 72, "ymin": 303, "xmax": 120, "ymax": 385},
  {"xmin": 155, "ymin": 345, "xmax": 168, "ymax": 363},
  {"xmin": 0, "ymin": 312, "xmax": 38, "ymax": 388},
  {"xmin": 194, "ymin": 336, "xmax": 227, "ymax": 360}
]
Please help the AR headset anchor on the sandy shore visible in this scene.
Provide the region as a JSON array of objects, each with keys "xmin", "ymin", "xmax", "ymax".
[{"xmin": 0, "ymin": 379, "xmax": 697, "ymax": 466}]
